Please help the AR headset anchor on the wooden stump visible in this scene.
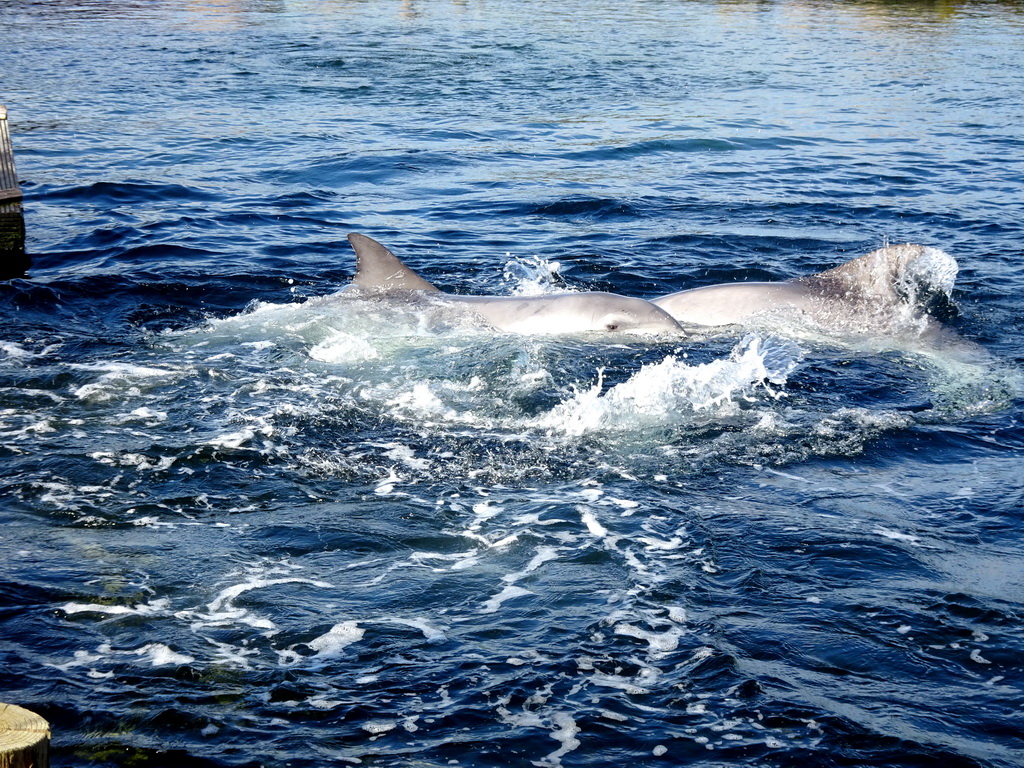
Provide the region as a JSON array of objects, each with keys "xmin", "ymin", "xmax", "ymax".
[{"xmin": 0, "ymin": 703, "xmax": 49, "ymax": 768}]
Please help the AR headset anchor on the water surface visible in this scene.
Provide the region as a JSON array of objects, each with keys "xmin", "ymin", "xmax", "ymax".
[{"xmin": 1, "ymin": 2, "xmax": 1023, "ymax": 766}]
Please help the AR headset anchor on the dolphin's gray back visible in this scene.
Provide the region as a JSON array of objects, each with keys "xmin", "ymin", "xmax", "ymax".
[
  {"xmin": 652, "ymin": 244, "xmax": 950, "ymax": 329},
  {"xmin": 798, "ymin": 244, "xmax": 935, "ymax": 303},
  {"xmin": 652, "ymin": 282, "xmax": 813, "ymax": 326},
  {"xmin": 453, "ymin": 291, "xmax": 683, "ymax": 335},
  {"xmin": 348, "ymin": 233, "xmax": 440, "ymax": 294},
  {"xmin": 344, "ymin": 233, "xmax": 681, "ymax": 335}
]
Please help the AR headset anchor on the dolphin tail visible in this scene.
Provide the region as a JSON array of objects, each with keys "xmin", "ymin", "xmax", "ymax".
[{"xmin": 347, "ymin": 233, "xmax": 441, "ymax": 294}]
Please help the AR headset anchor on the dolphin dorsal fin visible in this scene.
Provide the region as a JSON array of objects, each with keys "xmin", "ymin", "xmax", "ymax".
[{"xmin": 347, "ymin": 233, "xmax": 440, "ymax": 294}]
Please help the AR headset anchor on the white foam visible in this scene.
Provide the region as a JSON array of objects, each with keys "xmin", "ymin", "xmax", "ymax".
[
  {"xmin": 874, "ymin": 527, "xmax": 920, "ymax": 545},
  {"xmin": 5, "ymin": 417, "xmax": 57, "ymax": 436},
  {"xmin": 91, "ymin": 452, "xmax": 176, "ymax": 472},
  {"xmin": 57, "ymin": 641, "xmax": 194, "ymax": 670},
  {"xmin": 307, "ymin": 698, "xmax": 342, "ymax": 710},
  {"xmin": 535, "ymin": 711, "xmax": 581, "ymax": 767},
  {"xmin": 241, "ymin": 340, "xmax": 275, "ymax": 351},
  {"xmin": 207, "ymin": 429, "xmax": 256, "ymax": 450},
  {"xmin": 307, "ymin": 621, "xmax": 365, "ymax": 656},
  {"xmin": 409, "ymin": 550, "xmax": 481, "ymax": 572},
  {"xmin": 382, "ymin": 443, "xmax": 431, "ymax": 471},
  {"xmin": 762, "ymin": 467, "xmax": 813, "ymax": 483},
  {"xmin": 580, "ymin": 508, "xmax": 608, "ymax": 537},
  {"xmin": 502, "ymin": 546, "xmax": 562, "ymax": 584},
  {"xmin": 384, "ymin": 617, "xmax": 447, "ymax": 642},
  {"xmin": 387, "ymin": 383, "xmax": 454, "ymax": 420},
  {"xmin": 536, "ymin": 336, "xmax": 801, "ymax": 436},
  {"xmin": 496, "ymin": 699, "xmax": 546, "ymax": 728},
  {"xmin": 48, "ymin": 648, "xmax": 107, "ymax": 672},
  {"xmin": 205, "ymin": 638, "xmax": 259, "ymax": 670},
  {"xmin": 36, "ymin": 481, "xmax": 86, "ymax": 511},
  {"xmin": 181, "ymin": 575, "xmax": 332, "ymax": 632},
  {"xmin": 636, "ymin": 534, "xmax": 684, "ymax": 551},
  {"xmin": 362, "ymin": 719, "xmax": 398, "ymax": 735},
  {"xmin": 71, "ymin": 362, "xmax": 180, "ymax": 402},
  {"xmin": 586, "ymin": 673, "xmax": 651, "ymax": 696},
  {"xmin": 609, "ymin": 497, "xmax": 640, "ymax": 510},
  {"xmin": 109, "ymin": 406, "xmax": 170, "ymax": 425},
  {"xmin": 136, "ymin": 643, "xmax": 195, "ymax": 667},
  {"xmin": 481, "ymin": 585, "xmax": 534, "ymax": 614},
  {"xmin": 0, "ymin": 341, "xmax": 37, "ymax": 358},
  {"xmin": 471, "ymin": 500, "xmax": 502, "ymax": 522},
  {"xmin": 206, "ymin": 577, "xmax": 331, "ymax": 613},
  {"xmin": 614, "ymin": 622, "xmax": 684, "ymax": 656},
  {"xmin": 61, "ymin": 598, "xmax": 170, "ymax": 617},
  {"xmin": 309, "ymin": 331, "xmax": 381, "ymax": 363}
]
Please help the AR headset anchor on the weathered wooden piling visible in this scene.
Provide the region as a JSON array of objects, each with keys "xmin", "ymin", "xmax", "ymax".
[
  {"xmin": 0, "ymin": 703, "xmax": 49, "ymax": 768},
  {"xmin": 0, "ymin": 105, "xmax": 28, "ymax": 279}
]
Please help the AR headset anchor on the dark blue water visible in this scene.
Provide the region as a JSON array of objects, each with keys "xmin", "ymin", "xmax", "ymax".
[{"xmin": 2, "ymin": 2, "xmax": 1024, "ymax": 766}]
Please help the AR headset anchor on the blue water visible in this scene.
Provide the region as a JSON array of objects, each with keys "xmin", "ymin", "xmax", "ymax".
[{"xmin": 2, "ymin": 2, "xmax": 1024, "ymax": 766}]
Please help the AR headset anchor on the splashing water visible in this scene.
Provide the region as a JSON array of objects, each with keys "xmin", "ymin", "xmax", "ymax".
[
  {"xmin": 536, "ymin": 336, "xmax": 803, "ymax": 437},
  {"xmin": 501, "ymin": 254, "xmax": 569, "ymax": 296}
]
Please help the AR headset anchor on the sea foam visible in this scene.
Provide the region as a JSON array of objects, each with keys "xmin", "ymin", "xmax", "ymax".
[{"xmin": 536, "ymin": 335, "xmax": 801, "ymax": 436}]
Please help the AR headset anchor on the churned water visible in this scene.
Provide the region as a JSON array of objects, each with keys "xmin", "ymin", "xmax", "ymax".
[{"xmin": 2, "ymin": 1, "xmax": 1024, "ymax": 766}]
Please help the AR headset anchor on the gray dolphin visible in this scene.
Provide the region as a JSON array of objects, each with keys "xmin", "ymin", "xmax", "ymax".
[
  {"xmin": 345, "ymin": 233, "xmax": 684, "ymax": 336},
  {"xmin": 652, "ymin": 244, "xmax": 955, "ymax": 330}
]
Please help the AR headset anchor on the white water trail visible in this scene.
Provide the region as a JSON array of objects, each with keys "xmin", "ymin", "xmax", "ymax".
[{"xmin": 536, "ymin": 335, "xmax": 802, "ymax": 436}]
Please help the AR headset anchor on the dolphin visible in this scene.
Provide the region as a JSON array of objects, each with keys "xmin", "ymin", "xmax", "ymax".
[
  {"xmin": 651, "ymin": 244, "xmax": 956, "ymax": 330},
  {"xmin": 345, "ymin": 233, "xmax": 684, "ymax": 336}
]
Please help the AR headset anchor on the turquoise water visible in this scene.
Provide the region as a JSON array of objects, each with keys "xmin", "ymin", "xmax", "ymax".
[{"xmin": 1, "ymin": 2, "xmax": 1023, "ymax": 766}]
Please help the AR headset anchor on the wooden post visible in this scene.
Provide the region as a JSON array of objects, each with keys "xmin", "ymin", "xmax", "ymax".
[
  {"xmin": 0, "ymin": 105, "xmax": 28, "ymax": 279},
  {"xmin": 0, "ymin": 703, "xmax": 49, "ymax": 768}
]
